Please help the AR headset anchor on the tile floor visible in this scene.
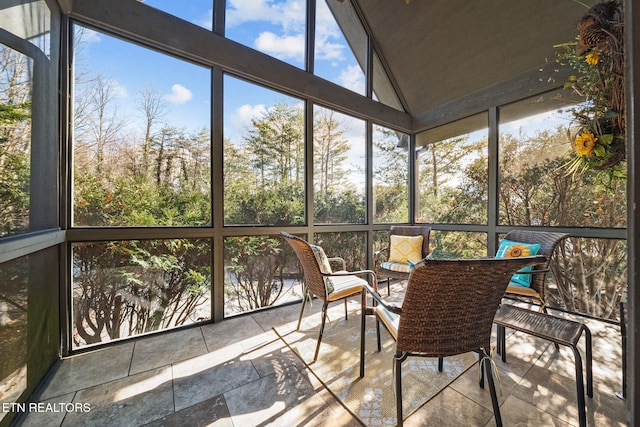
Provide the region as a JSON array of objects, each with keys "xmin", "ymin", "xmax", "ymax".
[{"xmin": 14, "ymin": 282, "xmax": 627, "ymax": 427}]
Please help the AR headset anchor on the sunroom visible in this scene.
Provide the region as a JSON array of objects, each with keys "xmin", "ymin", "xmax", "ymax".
[{"xmin": 1, "ymin": 0, "xmax": 638, "ymax": 426}]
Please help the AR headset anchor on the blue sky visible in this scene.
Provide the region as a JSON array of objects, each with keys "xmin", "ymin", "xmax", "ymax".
[{"xmin": 75, "ymin": 0, "xmax": 364, "ymax": 145}]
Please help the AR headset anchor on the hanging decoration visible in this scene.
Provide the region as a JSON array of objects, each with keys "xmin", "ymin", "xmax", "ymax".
[{"xmin": 556, "ymin": 0, "xmax": 625, "ymax": 177}]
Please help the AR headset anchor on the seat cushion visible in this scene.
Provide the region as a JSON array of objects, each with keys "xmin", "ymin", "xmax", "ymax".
[
  {"xmin": 380, "ymin": 261, "xmax": 412, "ymax": 274},
  {"xmin": 310, "ymin": 244, "xmax": 335, "ymax": 294},
  {"xmin": 375, "ymin": 305, "xmax": 399, "ymax": 341},
  {"xmin": 496, "ymin": 239, "xmax": 541, "ymax": 287},
  {"xmin": 310, "ymin": 244, "xmax": 332, "ymax": 274},
  {"xmin": 388, "ymin": 235, "xmax": 424, "ymax": 264},
  {"xmin": 506, "ymin": 283, "xmax": 541, "ymax": 298},
  {"xmin": 326, "ymin": 273, "xmax": 366, "ymax": 300}
]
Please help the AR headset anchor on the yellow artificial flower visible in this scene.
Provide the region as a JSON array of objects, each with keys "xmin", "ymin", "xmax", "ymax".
[
  {"xmin": 575, "ymin": 131, "xmax": 597, "ymax": 156},
  {"xmin": 585, "ymin": 51, "xmax": 600, "ymax": 65},
  {"xmin": 504, "ymin": 244, "xmax": 531, "ymax": 258}
]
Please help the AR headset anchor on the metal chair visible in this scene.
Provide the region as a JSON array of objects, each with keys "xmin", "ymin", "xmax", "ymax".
[
  {"xmin": 360, "ymin": 255, "xmax": 546, "ymax": 427},
  {"xmin": 281, "ymin": 231, "xmax": 377, "ymax": 362}
]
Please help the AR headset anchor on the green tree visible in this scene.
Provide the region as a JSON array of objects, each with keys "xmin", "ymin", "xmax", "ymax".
[
  {"xmin": 0, "ymin": 46, "xmax": 32, "ymax": 237},
  {"xmin": 244, "ymin": 101, "xmax": 304, "ymax": 187},
  {"xmin": 373, "ymin": 127, "xmax": 408, "ymax": 223},
  {"xmin": 224, "ymin": 236, "xmax": 289, "ymax": 312}
]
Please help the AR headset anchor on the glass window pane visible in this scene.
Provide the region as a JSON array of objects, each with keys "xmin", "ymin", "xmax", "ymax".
[
  {"xmin": 415, "ymin": 113, "xmax": 488, "ymax": 224},
  {"xmin": 72, "ymin": 239, "xmax": 212, "ymax": 349},
  {"xmin": 314, "ymin": 231, "xmax": 366, "ymax": 272},
  {"xmin": 551, "ymin": 237, "xmax": 625, "ymax": 320},
  {"xmin": 498, "ymin": 93, "xmax": 626, "ymax": 228},
  {"xmin": 430, "ymin": 231, "xmax": 487, "ymax": 259},
  {"xmin": 225, "ymin": 0, "xmax": 306, "ymax": 69},
  {"xmin": 314, "ymin": 0, "xmax": 365, "ymax": 95},
  {"xmin": 135, "ymin": 0, "xmax": 213, "ymax": 30},
  {"xmin": 373, "ymin": 126, "xmax": 408, "ymax": 223},
  {"xmin": 224, "ymin": 234, "xmax": 304, "ymax": 317},
  {"xmin": 72, "ymin": 25, "xmax": 211, "ymax": 227},
  {"xmin": 223, "ymin": 75, "xmax": 305, "ymax": 226},
  {"xmin": 0, "ymin": 46, "xmax": 32, "ymax": 237},
  {"xmin": 313, "ymin": 105, "xmax": 366, "ymax": 224}
]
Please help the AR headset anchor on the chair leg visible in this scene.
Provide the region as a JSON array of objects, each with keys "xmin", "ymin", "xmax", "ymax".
[
  {"xmin": 585, "ymin": 327, "xmax": 593, "ymax": 398},
  {"xmin": 438, "ymin": 357, "xmax": 443, "ymax": 372},
  {"xmin": 394, "ymin": 352, "xmax": 409, "ymax": 427},
  {"xmin": 296, "ymin": 292, "xmax": 309, "ymax": 331},
  {"xmin": 313, "ymin": 303, "xmax": 329, "ymax": 362},
  {"xmin": 571, "ymin": 346, "xmax": 587, "ymax": 427},
  {"xmin": 360, "ymin": 299, "xmax": 366, "ymax": 378},
  {"xmin": 344, "ymin": 298, "xmax": 348, "ymax": 320},
  {"xmin": 387, "ymin": 277, "xmax": 391, "ymax": 296},
  {"xmin": 497, "ymin": 325, "xmax": 507, "ymax": 363},
  {"xmin": 376, "ymin": 318, "xmax": 382, "ymax": 352},
  {"xmin": 485, "ymin": 358, "xmax": 503, "ymax": 427}
]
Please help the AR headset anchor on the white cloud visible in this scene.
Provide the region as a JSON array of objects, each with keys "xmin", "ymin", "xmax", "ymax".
[
  {"xmin": 227, "ymin": 103, "xmax": 267, "ymax": 142},
  {"xmin": 337, "ymin": 65, "xmax": 365, "ymax": 94},
  {"xmin": 77, "ymin": 27, "xmax": 102, "ymax": 44},
  {"xmin": 255, "ymin": 32, "xmax": 305, "ymax": 61},
  {"xmin": 194, "ymin": 9, "xmax": 214, "ymax": 30},
  {"xmin": 163, "ymin": 84, "xmax": 193, "ymax": 105},
  {"xmin": 314, "ymin": 0, "xmax": 345, "ymax": 61},
  {"xmin": 107, "ymin": 79, "xmax": 128, "ymax": 99},
  {"xmin": 226, "ymin": 0, "xmax": 305, "ymax": 31}
]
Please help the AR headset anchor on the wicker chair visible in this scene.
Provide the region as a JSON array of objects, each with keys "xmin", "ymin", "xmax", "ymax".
[
  {"xmin": 360, "ymin": 255, "xmax": 546, "ymax": 427},
  {"xmin": 374, "ymin": 225, "xmax": 431, "ymax": 294},
  {"xmin": 281, "ymin": 232, "xmax": 377, "ymax": 362},
  {"xmin": 501, "ymin": 230, "xmax": 569, "ymax": 311}
]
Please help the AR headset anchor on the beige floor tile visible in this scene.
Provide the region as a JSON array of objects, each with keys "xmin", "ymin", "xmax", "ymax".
[
  {"xmin": 63, "ymin": 367, "xmax": 173, "ymax": 427},
  {"xmin": 39, "ymin": 342, "xmax": 134, "ymax": 400},
  {"xmin": 17, "ymin": 392, "xmax": 75, "ymax": 427},
  {"xmin": 172, "ymin": 352, "xmax": 259, "ymax": 412},
  {"xmin": 224, "ymin": 368, "xmax": 321, "ymax": 427},
  {"xmin": 404, "ymin": 387, "xmax": 494, "ymax": 427},
  {"xmin": 511, "ymin": 363, "xmax": 583, "ymax": 425},
  {"xmin": 200, "ymin": 314, "xmax": 266, "ymax": 352},
  {"xmin": 130, "ymin": 327, "xmax": 208, "ymax": 375},
  {"xmin": 141, "ymin": 394, "xmax": 233, "ymax": 427},
  {"xmin": 485, "ymin": 394, "xmax": 573, "ymax": 427}
]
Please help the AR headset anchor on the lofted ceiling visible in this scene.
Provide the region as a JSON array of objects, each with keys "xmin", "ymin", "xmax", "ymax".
[{"xmin": 343, "ymin": 0, "xmax": 593, "ymax": 132}]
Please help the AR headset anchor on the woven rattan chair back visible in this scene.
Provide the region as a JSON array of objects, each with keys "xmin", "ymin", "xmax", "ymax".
[
  {"xmin": 396, "ymin": 256, "xmax": 546, "ymax": 356},
  {"xmin": 281, "ymin": 232, "xmax": 329, "ymax": 302},
  {"xmin": 502, "ymin": 230, "xmax": 569, "ymax": 306}
]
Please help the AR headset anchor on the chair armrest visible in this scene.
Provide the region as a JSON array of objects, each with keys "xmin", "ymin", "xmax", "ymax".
[
  {"xmin": 327, "ymin": 257, "xmax": 346, "ymax": 271},
  {"xmin": 322, "ymin": 269, "xmax": 377, "ymax": 289},
  {"xmin": 373, "ymin": 247, "xmax": 389, "ymax": 259},
  {"xmin": 363, "ymin": 282, "xmax": 402, "ymax": 315}
]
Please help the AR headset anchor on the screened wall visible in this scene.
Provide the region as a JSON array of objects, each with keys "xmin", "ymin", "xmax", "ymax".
[{"xmin": 0, "ymin": 2, "xmax": 62, "ymax": 426}]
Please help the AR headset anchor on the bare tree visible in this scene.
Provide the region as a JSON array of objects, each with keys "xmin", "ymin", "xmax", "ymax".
[
  {"xmin": 74, "ymin": 74, "xmax": 126, "ymax": 173},
  {"xmin": 137, "ymin": 85, "xmax": 168, "ymax": 177}
]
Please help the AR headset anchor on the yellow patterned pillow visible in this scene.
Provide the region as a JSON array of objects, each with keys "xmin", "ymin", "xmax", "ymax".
[{"xmin": 388, "ymin": 235, "xmax": 424, "ymax": 264}]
